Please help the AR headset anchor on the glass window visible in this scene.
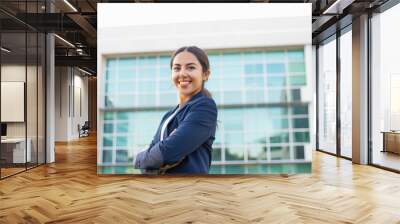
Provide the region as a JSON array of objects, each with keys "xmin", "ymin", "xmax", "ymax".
[
  {"xmin": 105, "ymin": 69, "xmax": 114, "ymax": 81},
  {"xmin": 211, "ymin": 91, "xmax": 223, "ymax": 105},
  {"xmin": 211, "ymin": 66, "xmax": 222, "ymax": 79},
  {"xmin": 116, "ymin": 150, "xmax": 129, "ymax": 162},
  {"xmin": 137, "ymin": 94, "xmax": 156, "ymax": 107},
  {"xmin": 159, "ymin": 80, "xmax": 174, "ymax": 92},
  {"xmin": 288, "ymin": 62, "xmax": 305, "ymax": 73},
  {"xmin": 222, "ymin": 52, "xmax": 241, "ymax": 64},
  {"xmin": 248, "ymin": 145, "xmax": 267, "ymax": 160},
  {"xmin": 159, "ymin": 66, "xmax": 171, "ymax": 78},
  {"xmin": 287, "ymin": 49, "xmax": 304, "ymax": 61},
  {"xmin": 340, "ymin": 29, "xmax": 352, "ymax": 158},
  {"xmin": 118, "ymin": 57, "xmax": 135, "ymax": 70},
  {"xmin": 223, "ymin": 91, "xmax": 242, "ymax": 104},
  {"xmin": 269, "ymin": 132, "xmax": 289, "ymax": 143},
  {"xmin": 107, "ymin": 59, "xmax": 118, "ymax": 70},
  {"xmin": 267, "ymin": 76, "xmax": 286, "ymax": 87},
  {"xmin": 159, "ymin": 92, "xmax": 177, "ymax": 106},
  {"xmin": 209, "ymin": 54, "xmax": 221, "ymax": 67},
  {"xmin": 268, "ymin": 89, "xmax": 287, "ymax": 103},
  {"xmin": 271, "ymin": 146, "xmax": 290, "ymax": 160},
  {"xmin": 271, "ymin": 118, "xmax": 289, "ymax": 129},
  {"xmin": 245, "ymin": 76, "xmax": 264, "ymax": 88},
  {"xmin": 291, "ymin": 89, "xmax": 301, "ymax": 101},
  {"xmin": 137, "ymin": 56, "xmax": 156, "ymax": 66},
  {"xmin": 137, "ymin": 80, "xmax": 156, "ymax": 93},
  {"xmin": 288, "ymin": 76, "xmax": 306, "ymax": 86},
  {"xmin": 244, "ymin": 109, "xmax": 268, "ymax": 133},
  {"xmin": 137, "ymin": 66, "xmax": 157, "ymax": 79},
  {"xmin": 244, "ymin": 51, "xmax": 264, "ymax": 62},
  {"xmin": 265, "ymin": 51, "xmax": 285, "ymax": 61},
  {"xmin": 118, "ymin": 81, "xmax": 135, "ymax": 94},
  {"xmin": 245, "ymin": 89, "xmax": 265, "ymax": 103},
  {"xmin": 371, "ymin": 6, "xmax": 400, "ymax": 171},
  {"xmin": 117, "ymin": 122, "xmax": 129, "ymax": 133},
  {"xmin": 222, "ymin": 65, "xmax": 242, "ymax": 79},
  {"xmin": 222, "ymin": 78, "xmax": 243, "ymax": 90},
  {"xmin": 159, "ymin": 56, "xmax": 170, "ymax": 67},
  {"xmin": 266, "ymin": 106, "xmax": 288, "ymax": 116},
  {"xmin": 102, "ymin": 150, "xmax": 113, "ymax": 163},
  {"xmin": 245, "ymin": 132, "xmax": 267, "ymax": 145},
  {"xmin": 116, "ymin": 112, "xmax": 130, "ymax": 120},
  {"xmin": 293, "ymin": 105, "xmax": 308, "ymax": 115},
  {"xmin": 105, "ymin": 81, "xmax": 118, "ymax": 94},
  {"xmin": 103, "ymin": 136, "xmax": 113, "ymax": 147},
  {"xmin": 224, "ymin": 131, "xmax": 244, "ymax": 146},
  {"xmin": 206, "ymin": 78, "xmax": 220, "ymax": 91},
  {"xmin": 223, "ymin": 117, "xmax": 243, "ymax": 131},
  {"xmin": 318, "ymin": 37, "xmax": 337, "ymax": 154},
  {"xmin": 295, "ymin": 146, "xmax": 305, "ymax": 159},
  {"xmin": 212, "ymin": 146, "xmax": 222, "ymax": 161},
  {"xmin": 116, "ymin": 136, "xmax": 128, "ymax": 147},
  {"xmin": 214, "ymin": 130, "xmax": 223, "ymax": 145},
  {"xmin": 118, "ymin": 95, "xmax": 135, "ymax": 107},
  {"xmin": 105, "ymin": 95, "xmax": 117, "ymax": 107},
  {"xmin": 225, "ymin": 146, "xmax": 244, "ymax": 161},
  {"xmin": 104, "ymin": 123, "xmax": 114, "ymax": 133},
  {"xmin": 293, "ymin": 118, "xmax": 309, "ymax": 129},
  {"xmin": 266, "ymin": 63, "xmax": 285, "ymax": 74},
  {"xmin": 104, "ymin": 112, "xmax": 114, "ymax": 120},
  {"xmin": 294, "ymin": 131, "xmax": 310, "ymax": 143},
  {"xmin": 119, "ymin": 69, "xmax": 136, "ymax": 81},
  {"xmin": 244, "ymin": 64, "xmax": 263, "ymax": 75}
]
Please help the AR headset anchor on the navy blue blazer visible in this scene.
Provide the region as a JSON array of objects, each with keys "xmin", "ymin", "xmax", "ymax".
[{"xmin": 134, "ymin": 91, "xmax": 218, "ymax": 174}]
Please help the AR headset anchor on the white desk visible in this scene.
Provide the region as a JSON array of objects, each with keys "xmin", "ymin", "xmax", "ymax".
[{"xmin": 1, "ymin": 138, "xmax": 31, "ymax": 163}]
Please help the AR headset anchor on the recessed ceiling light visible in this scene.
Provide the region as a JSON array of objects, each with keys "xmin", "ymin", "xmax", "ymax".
[
  {"xmin": 1, "ymin": 47, "xmax": 11, "ymax": 53},
  {"xmin": 78, "ymin": 67, "xmax": 93, "ymax": 76},
  {"xmin": 63, "ymin": 0, "xmax": 78, "ymax": 12},
  {"xmin": 54, "ymin": 34, "xmax": 75, "ymax": 48}
]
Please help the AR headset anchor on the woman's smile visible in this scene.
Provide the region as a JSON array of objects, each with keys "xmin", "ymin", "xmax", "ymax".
[{"xmin": 179, "ymin": 80, "xmax": 192, "ymax": 88}]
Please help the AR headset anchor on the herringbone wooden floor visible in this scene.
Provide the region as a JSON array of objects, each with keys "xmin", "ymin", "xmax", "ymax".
[{"xmin": 1, "ymin": 135, "xmax": 400, "ymax": 224}]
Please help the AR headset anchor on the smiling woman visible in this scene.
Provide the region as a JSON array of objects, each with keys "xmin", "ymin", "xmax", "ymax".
[{"xmin": 133, "ymin": 46, "xmax": 218, "ymax": 174}]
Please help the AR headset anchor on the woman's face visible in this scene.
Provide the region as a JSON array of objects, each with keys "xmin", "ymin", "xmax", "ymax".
[{"xmin": 171, "ymin": 51, "xmax": 209, "ymax": 99}]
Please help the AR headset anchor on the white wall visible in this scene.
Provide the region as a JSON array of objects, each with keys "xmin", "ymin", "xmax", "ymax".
[
  {"xmin": 55, "ymin": 67, "xmax": 89, "ymax": 141},
  {"xmin": 98, "ymin": 4, "xmax": 311, "ymax": 56}
]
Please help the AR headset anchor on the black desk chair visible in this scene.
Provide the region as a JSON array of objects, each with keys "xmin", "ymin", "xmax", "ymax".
[{"xmin": 79, "ymin": 121, "xmax": 90, "ymax": 138}]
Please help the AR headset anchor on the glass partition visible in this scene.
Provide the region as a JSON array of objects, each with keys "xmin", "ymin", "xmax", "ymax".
[
  {"xmin": 0, "ymin": 1, "xmax": 46, "ymax": 179},
  {"xmin": 1, "ymin": 30, "xmax": 28, "ymax": 177}
]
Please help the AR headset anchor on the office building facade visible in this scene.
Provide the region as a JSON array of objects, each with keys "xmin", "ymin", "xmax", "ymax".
[{"xmin": 97, "ymin": 5, "xmax": 313, "ymax": 174}]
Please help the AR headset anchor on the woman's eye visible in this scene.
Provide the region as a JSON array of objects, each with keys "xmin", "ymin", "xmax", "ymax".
[
  {"xmin": 173, "ymin": 67, "xmax": 180, "ymax": 72},
  {"xmin": 188, "ymin": 66, "xmax": 195, "ymax": 70}
]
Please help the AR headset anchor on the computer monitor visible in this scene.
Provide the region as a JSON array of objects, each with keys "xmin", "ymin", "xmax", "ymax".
[{"xmin": 1, "ymin": 123, "xmax": 7, "ymax": 137}]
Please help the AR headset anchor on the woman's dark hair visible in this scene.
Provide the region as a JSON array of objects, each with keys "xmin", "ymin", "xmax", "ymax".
[{"xmin": 170, "ymin": 46, "xmax": 212, "ymax": 98}]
